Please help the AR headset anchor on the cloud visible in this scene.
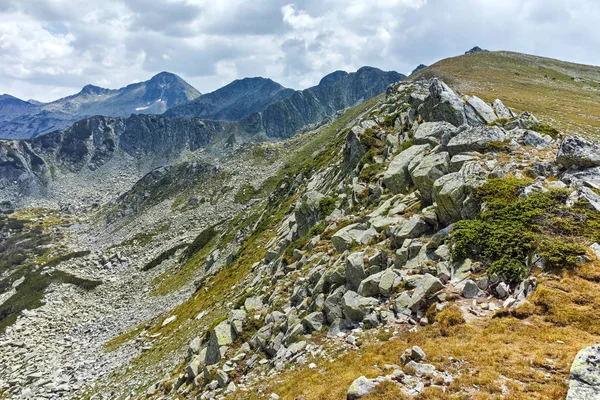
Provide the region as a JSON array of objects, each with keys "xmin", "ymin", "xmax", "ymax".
[{"xmin": 0, "ymin": 0, "xmax": 598, "ymax": 102}]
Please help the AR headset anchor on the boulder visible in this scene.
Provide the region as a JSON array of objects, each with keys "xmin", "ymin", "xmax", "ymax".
[
  {"xmin": 462, "ymin": 279, "xmax": 485, "ymax": 298},
  {"xmin": 332, "ymin": 223, "xmax": 378, "ymax": 253},
  {"xmin": 567, "ymin": 345, "xmax": 600, "ymax": 400},
  {"xmin": 413, "ymin": 122, "xmax": 456, "ymax": 146},
  {"xmin": 244, "ymin": 297, "xmax": 264, "ymax": 312},
  {"xmin": 345, "ymin": 251, "xmax": 367, "ymax": 291},
  {"xmin": 465, "ymin": 96, "xmax": 497, "ymax": 124},
  {"xmin": 186, "ymin": 349, "xmax": 207, "ymax": 379},
  {"xmin": 510, "ymin": 129, "xmax": 552, "ymax": 148},
  {"xmin": 433, "ymin": 161, "xmax": 487, "ymax": 226},
  {"xmin": 447, "ymin": 125, "xmax": 506, "ymax": 155},
  {"xmin": 419, "ymin": 79, "xmax": 467, "ymax": 127},
  {"xmin": 382, "ymin": 144, "xmax": 431, "ymax": 195},
  {"xmin": 295, "ymin": 191, "xmax": 324, "ymax": 238},
  {"xmin": 491, "ymin": 99, "xmax": 514, "ymax": 120},
  {"xmin": 357, "ymin": 271, "xmax": 383, "ymax": 297},
  {"xmin": 449, "ymin": 153, "xmax": 481, "ymax": 173},
  {"xmin": 324, "ymin": 286, "xmax": 346, "ymax": 323},
  {"xmin": 342, "ymin": 291, "xmax": 379, "ymax": 322},
  {"xmin": 506, "ymin": 112, "xmax": 539, "ymax": 130},
  {"xmin": 347, "ymin": 376, "xmax": 386, "ymax": 399},
  {"xmin": 206, "ymin": 320, "xmax": 237, "ymax": 365},
  {"xmin": 409, "ymin": 151, "xmax": 450, "ymax": 204},
  {"xmin": 378, "ymin": 269, "xmax": 401, "ymax": 297},
  {"xmin": 389, "ymin": 215, "xmax": 430, "ymax": 248},
  {"xmin": 406, "ymin": 274, "xmax": 445, "ymax": 312},
  {"xmin": 302, "ymin": 311, "xmax": 325, "ymax": 333},
  {"xmin": 556, "ymin": 136, "xmax": 600, "ymax": 169},
  {"xmin": 343, "ymin": 126, "xmax": 367, "ymax": 174}
]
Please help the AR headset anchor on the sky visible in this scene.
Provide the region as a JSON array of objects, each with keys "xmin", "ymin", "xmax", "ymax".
[{"xmin": 0, "ymin": 0, "xmax": 598, "ymax": 102}]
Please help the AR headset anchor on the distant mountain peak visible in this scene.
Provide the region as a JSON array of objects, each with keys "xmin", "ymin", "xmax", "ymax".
[
  {"xmin": 79, "ymin": 84, "xmax": 110, "ymax": 96},
  {"xmin": 466, "ymin": 46, "xmax": 489, "ymax": 55},
  {"xmin": 411, "ymin": 64, "xmax": 428, "ymax": 75},
  {"xmin": 148, "ymin": 71, "xmax": 184, "ymax": 85},
  {"xmin": 319, "ymin": 70, "xmax": 348, "ymax": 86}
]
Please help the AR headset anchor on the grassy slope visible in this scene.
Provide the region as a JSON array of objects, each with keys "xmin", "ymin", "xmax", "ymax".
[{"xmin": 413, "ymin": 51, "xmax": 600, "ymax": 137}]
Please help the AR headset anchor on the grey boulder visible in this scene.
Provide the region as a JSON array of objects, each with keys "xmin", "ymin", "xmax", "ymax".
[
  {"xmin": 419, "ymin": 79, "xmax": 467, "ymax": 127},
  {"xmin": 382, "ymin": 144, "xmax": 431, "ymax": 194},
  {"xmin": 567, "ymin": 345, "xmax": 600, "ymax": 400},
  {"xmin": 342, "ymin": 291, "xmax": 379, "ymax": 322},
  {"xmin": 556, "ymin": 136, "xmax": 600, "ymax": 169},
  {"xmin": 447, "ymin": 125, "xmax": 506, "ymax": 156}
]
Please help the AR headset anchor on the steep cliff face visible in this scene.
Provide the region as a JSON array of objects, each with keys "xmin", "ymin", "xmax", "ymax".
[{"xmin": 166, "ymin": 67, "xmax": 405, "ymax": 139}]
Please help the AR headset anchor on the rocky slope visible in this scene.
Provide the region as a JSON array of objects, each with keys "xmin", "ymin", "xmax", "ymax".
[
  {"xmin": 1, "ymin": 69, "xmax": 599, "ymax": 400},
  {"xmin": 0, "ymin": 72, "xmax": 201, "ymax": 140}
]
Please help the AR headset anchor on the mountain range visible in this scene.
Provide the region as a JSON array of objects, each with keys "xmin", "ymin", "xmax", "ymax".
[
  {"xmin": 0, "ymin": 72, "xmax": 201, "ymax": 139},
  {"xmin": 0, "ymin": 67, "xmax": 404, "ymax": 141},
  {"xmin": 0, "ymin": 66, "xmax": 404, "ymax": 208}
]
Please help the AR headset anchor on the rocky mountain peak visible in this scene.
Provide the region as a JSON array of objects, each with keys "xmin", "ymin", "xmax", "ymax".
[
  {"xmin": 319, "ymin": 70, "xmax": 349, "ymax": 86},
  {"xmin": 411, "ymin": 64, "xmax": 428, "ymax": 75},
  {"xmin": 78, "ymin": 84, "xmax": 112, "ymax": 96},
  {"xmin": 465, "ymin": 46, "xmax": 489, "ymax": 54}
]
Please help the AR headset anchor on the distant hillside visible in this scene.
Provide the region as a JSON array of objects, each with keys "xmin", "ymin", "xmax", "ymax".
[
  {"xmin": 165, "ymin": 77, "xmax": 295, "ymax": 121},
  {"xmin": 412, "ymin": 51, "xmax": 600, "ymax": 136},
  {"xmin": 0, "ymin": 72, "xmax": 201, "ymax": 139}
]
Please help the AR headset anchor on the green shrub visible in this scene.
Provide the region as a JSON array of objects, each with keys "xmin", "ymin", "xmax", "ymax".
[
  {"xmin": 359, "ymin": 163, "xmax": 384, "ymax": 182},
  {"xmin": 452, "ymin": 177, "xmax": 598, "ymax": 284},
  {"xmin": 319, "ymin": 196, "xmax": 337, "ymax": 217},
  {"xmin": 488, "ymin": 257, "xmax": 529, "ymax": 284},
  {"xmin": 308, "ymin": 223, "xmax": 326, "ymax": 236},
  {"xmin": 531, "ymin": 124, "xmax": 560, "ymax": 139},
  {"xmin": 142, "ymin": 243, "xmax": 188, "ymax": 271},
  {"xmin": 538, "ymin": 239, "xmax": 586, "ymax": 271},
  {"xmin": 381, "ymin": 112, "xmax": 399, "ymax": 128},
  {"xmin": 182, "ymin": 225, "xmax": 217, "ymax": 260},
  {"xmin": 484, "ymin": 140, "xmax": 511, "ymax": 152}
]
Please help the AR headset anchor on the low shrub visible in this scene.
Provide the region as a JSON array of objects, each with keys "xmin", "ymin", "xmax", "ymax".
[
  {"xmin": 532, "ymin": 123, "xmax": 560, "ymax": 139},
  {"xmin": 452, "ymin": 177, "xmax": 598, "ymax": 284}
]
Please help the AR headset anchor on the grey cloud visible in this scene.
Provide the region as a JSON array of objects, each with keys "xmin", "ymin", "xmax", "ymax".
[{"xmin": 0, "ymin": 0, "xmax": 598, "ymax": 102}]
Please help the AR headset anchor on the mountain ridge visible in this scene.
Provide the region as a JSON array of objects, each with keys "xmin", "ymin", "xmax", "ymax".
[{"xmin": 0, "ymin": 72, "xmax": 201, "ymax": 140}]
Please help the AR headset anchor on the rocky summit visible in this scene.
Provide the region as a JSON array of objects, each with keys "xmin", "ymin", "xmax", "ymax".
[{"xmin": 1, "ymin": 50, "xmax": 600, "ymax": 400}]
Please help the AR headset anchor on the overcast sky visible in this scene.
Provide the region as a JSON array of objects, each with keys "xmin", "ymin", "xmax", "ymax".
[{"xmin": 0, "ymin": 0, "xmax": 598, "ymax": 102}]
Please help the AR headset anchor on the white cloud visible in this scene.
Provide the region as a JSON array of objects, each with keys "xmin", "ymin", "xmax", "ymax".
[{"xmin": 0, "ymin": 0, "xmax": 598, "ymax": 102}]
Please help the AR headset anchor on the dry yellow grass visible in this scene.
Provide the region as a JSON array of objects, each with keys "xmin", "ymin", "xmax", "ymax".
[{"xmin": 238, "ymin": 263, "xmax": 600, "ymax": 400}]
